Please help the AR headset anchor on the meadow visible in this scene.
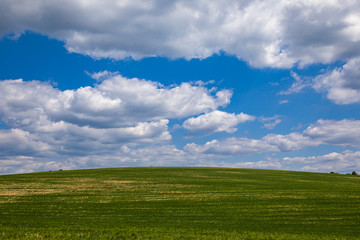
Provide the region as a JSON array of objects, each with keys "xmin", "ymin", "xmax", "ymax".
[{"xmin": 0, "ymin": 167, "xmax": 359, "ymax": 239}]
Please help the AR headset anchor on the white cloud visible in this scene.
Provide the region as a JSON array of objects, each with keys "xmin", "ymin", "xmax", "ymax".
[
  {"xmin": 183, "ymin": 110, "xmax": 255, "ymax": 133},
  {"xmin": 303, "ymin": 119, "xmax": 360, "ymax": 147},
  {"xmin": 1, "ymin": 0, "xmax": 360, "ymax": 68},
  {"xmin": 262, "ymin": 133, "xmax": 317, "ymax": 152},
  {"xmin": 279, "ymin": 100, "xmax": 289, "ymax": 104},
  {"xmin": 0, "ymin": 74, "xmax": 231, "ymax": 129},
  {"xmin": 0, "ymin": 120, "xmax": 171, "ymax": 158},
  {"xmin": 0, "ymin": 156, "xmax": 78, "ymax": 175},
  {"xmin": 0, "ymin": 129, "xmax": 50, "ymax": 157},
  {"xmin": 184, "ymin": 138, "xmax": 278, "ymax": 156},
  {"xmin": 95, "ymin": 74, "xmax": 232, "ymax": 123},
  {"xmin": 0, "ymin": 74, "xmax": 232, "ymax": 163},
  {"xmin": 1, "ymin": 73, "xmax": 359, "ymax": 174},
  {"xmin": 1, "ymin": 118, "xmax": 360, "ymax": 174},
  {"xmin": 2, "ymin": 142, "xmax": 358, "ymax": 174},
  {"xmin": 87, "ymin": 70, "xmax": 119, "ymax": 82},
  {"xmin": 283, "ymin": 150, "xmax": 360, "ymax": 173},
  {"xmin": 203, "ymin": 157, "xmax": 282, "ymax": 170},
  {"xmin": 259, "ymin": 115, "xmax": 282, "ymax": 130},
  {"xmin": 313, "ymin": 57, "xmax": 360, "ymax": 104},
  {"xmin": 0, "ymin": 144, "xmax": 201, "ymax": 175},
  {"xmin": 280, "ymin": 71, "xmax": 312, "ymax": 95},
  {"xmin": 184, "ymin": 119, "xmax": 360, "ymax": 157},
  {"xmin": 280, "ymin": 57, "xmax": 360, "ymax": 104},
  {"xmin": 0, "ymin": 143, "xmax": 283, "ymax": 175}
]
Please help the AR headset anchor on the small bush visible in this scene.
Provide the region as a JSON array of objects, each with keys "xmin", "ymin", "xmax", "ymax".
[{"xmin": 352, "ymin": 171, "xmax": 358, "ymax": 175}]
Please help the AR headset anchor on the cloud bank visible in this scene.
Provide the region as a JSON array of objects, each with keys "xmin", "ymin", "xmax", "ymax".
[
  {"xmin": 184, "ymin": 119, "xmax": 360, "ymax": 157},
  {"xmin": 1, "ymin": 0, "xmax": 360, "ymax": 68},
  {"xmin": 0, "ymin": 74, "xmax": 232, "ymax": 162},
  {"xmin": 1, "ymin": 113, "xmax": 360, "ymax": 174},
  {"xmin": 283, "ymin": 150, "xmax": 360, "ymax": 173}
]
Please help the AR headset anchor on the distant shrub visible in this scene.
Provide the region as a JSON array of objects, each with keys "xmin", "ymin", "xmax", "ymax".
[
  {"xmin": 352, "ymin": 171, "xmax": 358, "ymax": 175},
  {"xmin": 330, "ymin": 171, "xmax": 335, "ymax": 174},
  {"xmin": 59, "ymin": 169, "xmax": 63, "ymax": 171}
]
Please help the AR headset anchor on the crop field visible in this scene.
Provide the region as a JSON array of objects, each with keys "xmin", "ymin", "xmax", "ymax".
[{"xmin": 0, "ymin": 167, "xmax": 359, "ymax": 239}]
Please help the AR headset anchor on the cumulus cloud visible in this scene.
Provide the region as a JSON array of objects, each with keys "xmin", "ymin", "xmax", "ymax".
[
  {"xmin": 1, "ymin": 74, "xmax": 359, "ymax": 174},
  {"xmin": 203, "ymin": 157, "xmax": 282, "ymax": 170},
  {"xmin": 95, "ymin": 74, "xmax": 232, "ymax": 123},
  {"xmin": 0, "ymin": 74, "xmax": 231, "ymax": 129},
  {"xmin": 183, "ymin": 110, "xmax": 255, "ymax": 133},
  {"xmin": 0, "ymin": 120, "xmax": 171, "ymax": 158},
  {"xmin": 283, "ymin": 150, "xmax": 360, "ymax": 173},
  {"xmin": 0, "ymin": 129, "xmax": 50, "ymax": 157},
  {"xmin": 183, "ymin": 132, "xmax": 315, "ymax": 157},
  {"xmin": 0, "ymin": 143, "xmax": 283, "ymax": 175},
  {"xmin": 312, "ymin": 57, "xmax": 360, "ymax": 104},
  {"xmin": 184, "ymin": 119, "xmax": 360, "ymax": 157},
  {"xmin": 283, "ymin": 57, "xmax": 360, "ymax": 104},
  {"xmin": 303, "ymin": 119, "xmax": 360, "ymax": 147},
  {"xmin": 1, "ymin": 118, "xmax": 360, "ymax": 174},
  {"xmin": 0, "ymin": 74, "xmax": 233, "ymax": 163},
  {"xmin": 262, "ymin": 133, "xmax": 317, "ymax": 152},
  {"xmin": 0, "ymin": 144, "xmax": 202, "ymax": 175},
  {"xmin": 0, "ymin": 156, "xmax": 78, "ymax": 175},
  {"xmin": 1, "ymin": 0, "xmax": 360, "ymax": 67},
  {"xmin": 2, "ymin": 142, "xmax": 358, "ymax": 174},
  {"xmin": 184, "ymin": 138, "xmax": 278, "ymax": 156}
]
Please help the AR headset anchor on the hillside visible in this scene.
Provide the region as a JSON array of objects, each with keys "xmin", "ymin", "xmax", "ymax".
[{"xmin": 0, "ymin": 167, "xmax": 359, "ymax": 239}]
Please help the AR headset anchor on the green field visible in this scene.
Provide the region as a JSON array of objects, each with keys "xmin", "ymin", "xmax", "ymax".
[{"xmin": 0, "ymin": 167, "xmax": 359, "ymax": 239}]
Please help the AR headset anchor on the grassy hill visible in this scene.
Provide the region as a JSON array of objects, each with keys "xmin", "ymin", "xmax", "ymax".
[{"xmin": 0, "ymin": 167, "xmax": 359, "ymax": 239}]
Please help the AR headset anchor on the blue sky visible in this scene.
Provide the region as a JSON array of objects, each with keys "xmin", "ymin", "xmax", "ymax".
[{"xmin": 1, "ymin": 0, "xmax": 360, "ymax": 174}]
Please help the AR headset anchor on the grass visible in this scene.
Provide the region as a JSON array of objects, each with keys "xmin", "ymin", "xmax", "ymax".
[{"xmin": 0, "ymin": 167, "xmax": 359, "ymax": 239}]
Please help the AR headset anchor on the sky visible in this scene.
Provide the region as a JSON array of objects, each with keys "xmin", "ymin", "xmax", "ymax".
[{"xmin": 1, "ymin": 0, "xmax": 360, "ymax": 174}]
